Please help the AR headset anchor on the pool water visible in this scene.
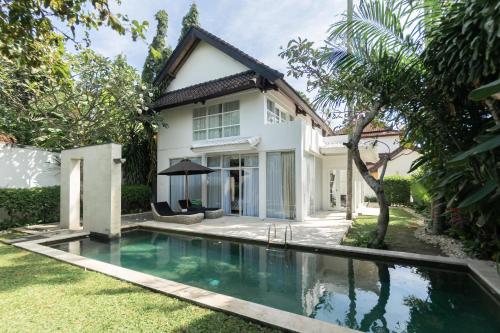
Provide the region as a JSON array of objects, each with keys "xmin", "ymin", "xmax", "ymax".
[{"xmin": 50, "ymin": 229, "xmax": 500, "ymax": 333}]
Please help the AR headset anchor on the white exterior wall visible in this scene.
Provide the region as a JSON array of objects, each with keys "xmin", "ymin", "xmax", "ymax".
[
  {"xmin": 167, "ymin": 41, "xmax": 249, "ymax": 92},
  {"xmin": 0, "ymin": 143, "xmax": 60, "ymax": 188},
  {"xmin": 156, "ymin": 88, "xmax": 315, "ymax": 220},
  {"xmin": 321, "ymin": 152, "xmax": 366, "ymax": 213},
  {"xmin": 383, "ymin": 150, "xmax": 420, "ymax": 176}
]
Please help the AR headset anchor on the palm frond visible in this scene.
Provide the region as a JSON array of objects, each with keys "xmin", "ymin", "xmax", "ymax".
[{"xmin": 328, "ymin": 0, "xmax": 424, "ymax": 58}]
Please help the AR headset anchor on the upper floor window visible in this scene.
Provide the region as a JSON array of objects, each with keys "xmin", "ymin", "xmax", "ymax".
[
  {"xmin": 266, "ymin": 99, "xmax": 293, "ymax": 124},
  {"xmin": 193, "ymin": 100, "xmax": 240, "ymax": 141}
]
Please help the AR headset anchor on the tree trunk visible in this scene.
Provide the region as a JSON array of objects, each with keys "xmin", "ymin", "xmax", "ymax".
[
  {"xmin": 144, "ymin": 122, "xmax": 157, "ymax": 202},
  {"xmin": 346, "ymin": 140, "xmax": 353, "ymax": 220},
  {"xmin": 344, "ymin": 102, "xmax": 390, "ymax": 248},
  {"xmin": 431, "ymin": 198, "xmax": 445, "ymax": 234}
]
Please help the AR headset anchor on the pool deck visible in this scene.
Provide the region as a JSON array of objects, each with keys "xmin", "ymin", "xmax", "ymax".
[{"xmin": 126, "ymin": 210, "xmax": 353, "ymax": 248}]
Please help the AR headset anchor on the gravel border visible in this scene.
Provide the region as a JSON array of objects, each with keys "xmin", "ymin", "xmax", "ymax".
[{"xmin": 401, "ymin": 207, "xmax": 469, "ymax": 259}]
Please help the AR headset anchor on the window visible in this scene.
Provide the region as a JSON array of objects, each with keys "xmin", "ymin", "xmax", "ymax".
[
  {"xmin": 193, "ymin": 101, "xmax": 240, "ymax": 141},
  {"xmin": 266, "ymin": 99, "xmax": 293, "ymax": 124}
]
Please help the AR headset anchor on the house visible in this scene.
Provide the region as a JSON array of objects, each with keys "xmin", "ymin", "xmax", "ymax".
[
  {"xmin": 327, "ymin": 124, "xmax": 421, "ymax": 199},
  {"xmin": 152, "ymin": 27, "xmax": 418, "ymax": 221}
]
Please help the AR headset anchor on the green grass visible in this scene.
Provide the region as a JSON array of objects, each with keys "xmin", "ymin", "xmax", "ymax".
[
  {"xmin": 343, "ymin": 207, "xmax": 442, "ymax": 255},
  {"xmin": 0, "ymin": 241, "xmax": 280, "ymax": 333}
]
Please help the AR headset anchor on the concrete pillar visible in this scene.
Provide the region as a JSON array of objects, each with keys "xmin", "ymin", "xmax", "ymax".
[
  {"xmin": 60, "ymin": 143, "xmax": 122, "ymax": 239},
  {"xmin": 258, "ymin": 151, "xmax": 266, "ymax": 219}
]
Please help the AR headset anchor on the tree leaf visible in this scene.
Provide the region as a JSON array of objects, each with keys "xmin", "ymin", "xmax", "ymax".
[
  {"xmin": 458, "ymin": 180, "xmax": 497, "ymax": 208},
  {"xmin": 468, "ymin": 78, "xmax": 500, "ymax": 101},
  {"xmin": 451, "ymin": 135, "xmax": 500, "ymax": 162}
]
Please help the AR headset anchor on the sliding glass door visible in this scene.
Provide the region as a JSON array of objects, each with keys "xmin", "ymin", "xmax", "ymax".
[
  {"xmin": 266, "ymin": 151, "xmax": 295, "ymax": 220},
  {"xmin": 223, "ymin": 169, "xmax": 240, "ymax": 214},
  {"xmin": 241, "ymin": 154, "xmax": 259, "ymax": 217},
  {"xmin": 209, "ymin": 154, "xmax": 259, "ymax": 217}
]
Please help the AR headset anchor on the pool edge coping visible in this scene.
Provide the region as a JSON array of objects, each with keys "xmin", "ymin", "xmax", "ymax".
[{"xmin": 11, "ymin": 232, "xmax": 359, "ymax": 333}]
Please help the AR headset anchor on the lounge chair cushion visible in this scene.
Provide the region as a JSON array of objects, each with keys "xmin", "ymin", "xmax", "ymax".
[
  {"xmin": 153, "ymin": 202, "xmax": 199, "ymax": 216},
  {"xmin": 179, "ymin": 199, "xmax": 220, "ymax": 212},
  {"xmin": 151, "ymin": 203, "xmax": 204, "ymax": 225}
]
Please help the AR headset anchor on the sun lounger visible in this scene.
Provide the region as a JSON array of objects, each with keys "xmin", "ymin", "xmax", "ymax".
[
  {"xmin": 151, "ymin": 202, "xmax": 204, "ymax": 224},
  {"xmin": 178, "ymin": 200, "xmax": 224, "ymax": 219}
]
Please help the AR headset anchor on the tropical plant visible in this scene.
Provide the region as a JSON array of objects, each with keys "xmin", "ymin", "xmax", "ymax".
[
  {"xmin": 142, "ymin": 10, "xmax": 172, "ymax": 85},
  {"xmin": 0, "ymin": 49, "xmax": 159, "ymax": 150},
  {"xmin": 280, "ymin": 0, "xmax": 423, "ymax": 248},
  {"xmin": 178, "ymin": 2, "xmax": 200, "ymax": 43},
  {"xmin": 406, "ymin": 0, "xmax": 500, "ymax": 258},
  {"xmin": 0, "ymin": 0, "xmax": 148, "ymax": 78}
]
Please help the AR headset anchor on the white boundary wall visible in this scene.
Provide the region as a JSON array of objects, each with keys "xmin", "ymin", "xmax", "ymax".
[{"xmin": 0, "ymin": 143, "xmax": 60, "ymax": 188}]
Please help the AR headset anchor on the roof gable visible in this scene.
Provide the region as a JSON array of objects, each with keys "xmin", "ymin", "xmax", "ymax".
[
  {"xmin": 154, "ymin": 27, "xmax": 283, "ymax": 88},
  {"xmin": 166, "ymin": 40, "xmax": 250, "ymax": 92}
]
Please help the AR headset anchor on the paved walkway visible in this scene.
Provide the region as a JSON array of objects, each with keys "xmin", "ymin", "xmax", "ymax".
[
  {"xmin": 5, "ymin": 211, "xmax": 353, "ymax": 248},
  {"xmin": 135, "ymin": 211, "xmax": 352, "ymax": 247}
]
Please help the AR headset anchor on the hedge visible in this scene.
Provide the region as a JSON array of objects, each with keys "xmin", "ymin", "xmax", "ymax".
[
  {"xmin": 121, "ymin": 184, "xmax": 151, "ymax": 214},
  {"xmin": 0, "ymin": 186, "xmax": 60, "ymax": 230},
  {"xmin": 0, "ymin": 184, "xmax": 151, "ymax": 230},
  {"xmin": 383, "ymin": 176, "xmax": 411, "ymax": 206}
]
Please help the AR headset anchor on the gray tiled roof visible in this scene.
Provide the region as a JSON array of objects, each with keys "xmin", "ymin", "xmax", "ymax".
[{"xmin": 152, "ymin": 71, "xmax": 258, "ymax": 109}]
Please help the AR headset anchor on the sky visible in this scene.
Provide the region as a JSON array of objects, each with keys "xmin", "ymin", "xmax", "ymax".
[{"xmin": 68, "ymin": 0, "xmax": 349, "ymax": 100}]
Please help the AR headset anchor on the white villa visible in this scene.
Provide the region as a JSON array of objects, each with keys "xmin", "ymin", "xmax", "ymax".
[{"xmin": 153, "ymin": 27, "xmax": 418, "ymax": 221}]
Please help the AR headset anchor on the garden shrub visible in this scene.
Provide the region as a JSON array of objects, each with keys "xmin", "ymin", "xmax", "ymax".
[
  {"xmin": 410, "ymin": 176, "xmax": 431, "ymax": 213},
  {"xmin": 383, "ymin": 176, "xmax": 411, "ymax": 206},
  {"xmin": 0, "ymin": 184, "xmax": 152, "ymax": 230},
  {"xmin": 121, "ymin": 184, "xmax": 151, "ymax": 214},
  {"xmin": 0, "ymin": 186, "xmax": 60, "ymax": 230}
]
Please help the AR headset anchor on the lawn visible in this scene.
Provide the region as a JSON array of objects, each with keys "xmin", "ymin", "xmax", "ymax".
[
  {"xmin": 342, "ymin": 207, "xmax": 442, "ymax": 255},
  {"xmin": 0, "ymin": 240, "xmax": 280, "ymax": 333}
]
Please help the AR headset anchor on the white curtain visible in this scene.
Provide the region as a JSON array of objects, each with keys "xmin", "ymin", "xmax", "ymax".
[
  {"xmin": 266, "ymin": 152, "xmax": 295, "ymax": 219},
  {"xmin": 207, "ymin": 170, "xmax": 221, "ymax": 208},
  {"xmin": 266, "ymin": 152, "xmax": 284, "ymax": 218},
  {"xmin": 242, "ymin": 168, "xmax": 259, "ymax": 216},
  {"xmin": 222, "ymin": 170, "xmax": 232, "ymax": 214},
  {"xmin": 282, "ymin": 152, "xmax": 296, "ymax": 219}
]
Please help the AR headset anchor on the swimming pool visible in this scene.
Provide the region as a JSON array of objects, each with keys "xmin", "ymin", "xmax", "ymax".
[{"xmin": 50, "ymin": 229, "xmax": 500, "ymax": 333}]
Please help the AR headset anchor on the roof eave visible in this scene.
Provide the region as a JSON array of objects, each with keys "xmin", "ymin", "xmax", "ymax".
[
  {"xmin": 275, "ymin": 79, "xmax": 334, "ymax": 136},
  {"xmin": 152, "ymin": 85, "xmax": 258, "ymax": 111}
]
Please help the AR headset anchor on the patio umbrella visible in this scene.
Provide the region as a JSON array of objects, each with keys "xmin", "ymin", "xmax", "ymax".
[{"xmin": 158, "ymin": 159, "xmax": 214, "ymax": 207}]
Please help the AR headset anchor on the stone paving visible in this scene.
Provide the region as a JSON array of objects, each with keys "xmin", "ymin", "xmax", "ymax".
[
  {"xmin": 5, "ymin": 210, "xmax": 354, "ymax": 248},
  {"xmin": 134, "ymin": 211, "xmax": 353, "ymax": 248}
]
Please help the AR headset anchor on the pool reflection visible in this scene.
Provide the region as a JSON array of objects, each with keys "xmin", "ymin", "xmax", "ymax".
[{"xmin": 52, "ymin": 230, "xmax": 500, "ymax": 333}]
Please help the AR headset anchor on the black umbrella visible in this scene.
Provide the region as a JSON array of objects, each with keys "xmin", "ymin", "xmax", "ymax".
[{"xmin": 158, "ymin": 159, "xmax": 214, "ymax": 207}]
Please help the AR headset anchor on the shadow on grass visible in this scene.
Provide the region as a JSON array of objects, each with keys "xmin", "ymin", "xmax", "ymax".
[
  {"xmin": 343, "ymin": 208, "xmax": 442, "ymax": 255},
  {"xmin": 0, "ymin": 244, "xmax": 86, "ymax": 293},
  {"xmin": 170, "ymin": 311, "xmax": 283, "ymax": 333}
]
